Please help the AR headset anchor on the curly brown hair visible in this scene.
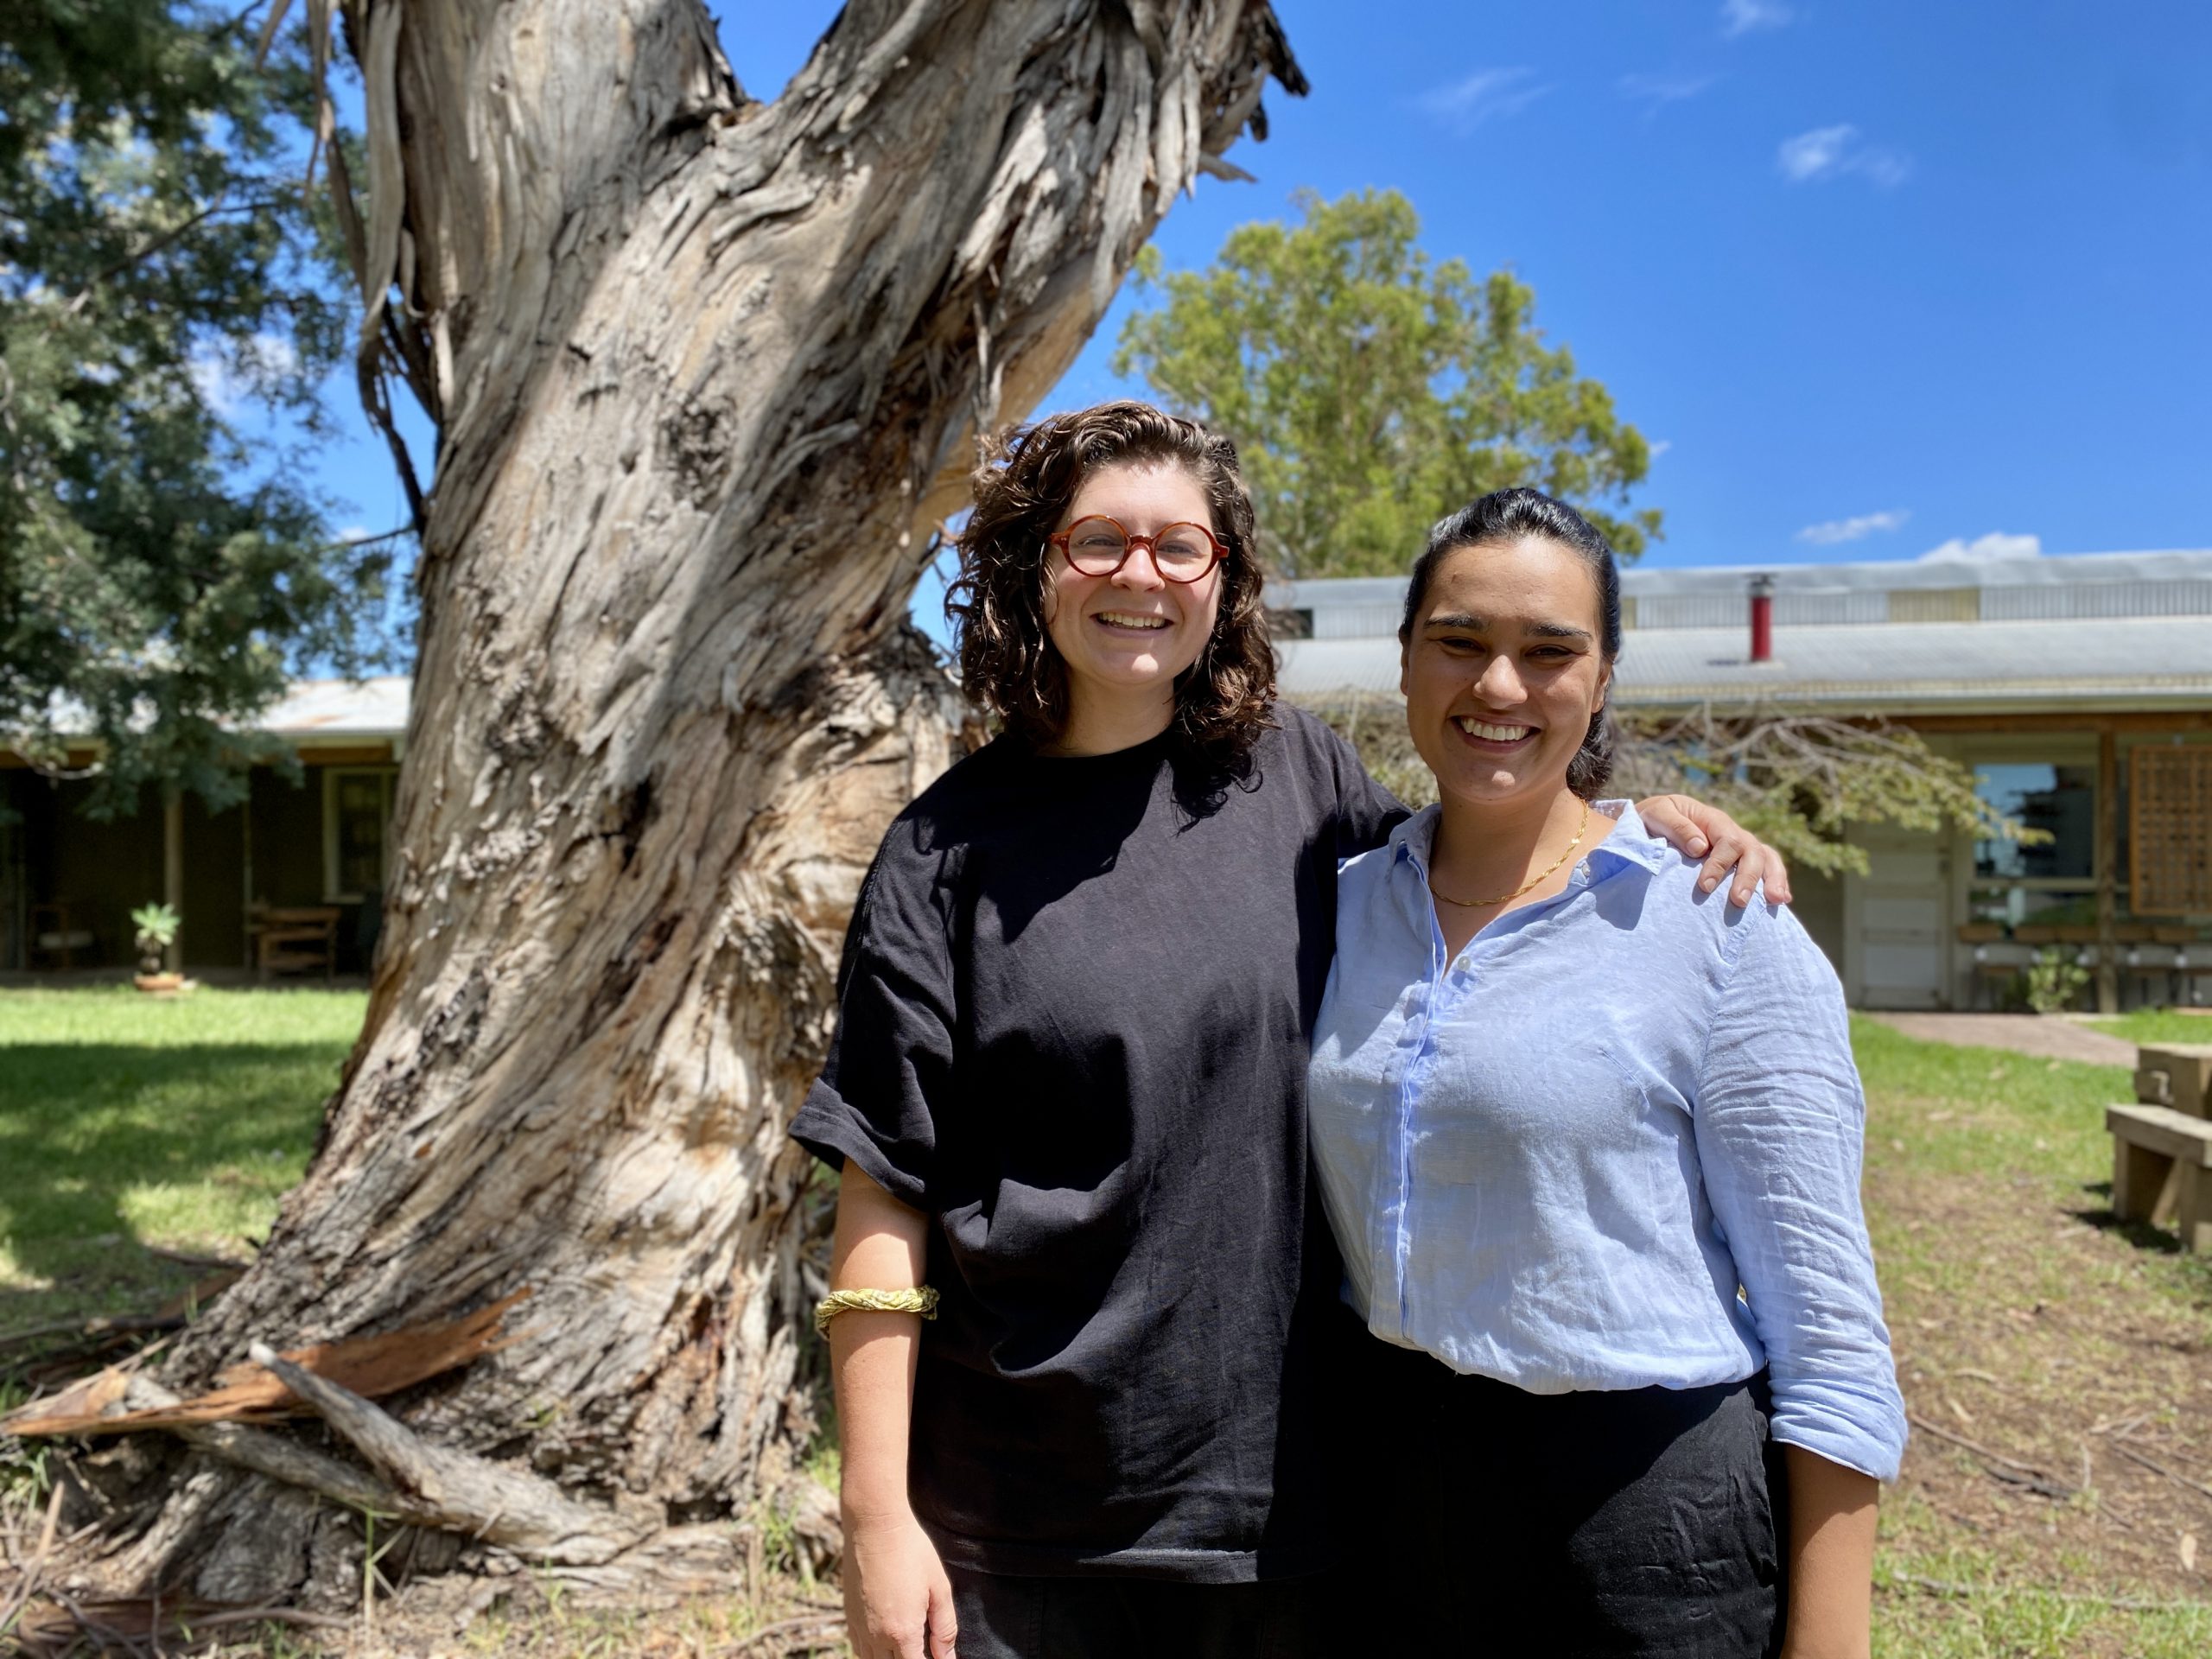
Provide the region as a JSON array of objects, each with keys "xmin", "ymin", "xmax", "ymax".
[{"xmin": 944, "ymin": 400, "xmax": 1276, "ymax": 773}]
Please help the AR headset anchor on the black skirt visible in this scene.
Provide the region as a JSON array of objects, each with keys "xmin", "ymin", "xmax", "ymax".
[{"xmin": 1336, "ymin": 1335, "xmax": 1789, "ymax": 1657}]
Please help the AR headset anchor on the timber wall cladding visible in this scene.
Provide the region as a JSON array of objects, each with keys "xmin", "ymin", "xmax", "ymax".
[{"xmin": 2131, "ymin": 747, "xmax": 2212, "ymax": 915}]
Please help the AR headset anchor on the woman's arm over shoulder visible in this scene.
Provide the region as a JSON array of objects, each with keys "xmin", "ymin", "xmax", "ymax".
[
  {"xmin": 1692, "ymin": 899, "xmax": 1908, "ymax": 1484},
  {"xmin": 1276, "ymin": 702, "xmax": 1409, "ymax": 859}
]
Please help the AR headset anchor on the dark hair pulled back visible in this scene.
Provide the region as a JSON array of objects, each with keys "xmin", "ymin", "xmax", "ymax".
[{"xmin": 1398, "ymin": 486, "xmax": 1623, "ymax": 800}]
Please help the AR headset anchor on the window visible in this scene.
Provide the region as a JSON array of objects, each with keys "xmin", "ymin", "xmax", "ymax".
[
  {"xmin": 1975, "ymin": 763, "xmax": 2096, "ymax": 880},
  {"xmin": 1890, "ymin": 587, "xmax": 1980, "ymax": 624},
  {"xmin": 2132, "ymin": 747, "xmax": 2212, "ymax": 915},
  {"xmin": 323, "ymin": 768, "xmax": 397, "ymax": 903},
  {"xmin": 1964, "ymin": 887, "xmax": 2098, "ymax": 931}
]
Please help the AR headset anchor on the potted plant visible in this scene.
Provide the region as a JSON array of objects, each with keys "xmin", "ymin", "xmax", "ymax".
[
  {"xmin": 131, "ymin": 902, "xmax": 184, "ymax": 994},
  {"xmin": 2022, "ymin": 944, "xmax": 2091, "ymax": 1014}
]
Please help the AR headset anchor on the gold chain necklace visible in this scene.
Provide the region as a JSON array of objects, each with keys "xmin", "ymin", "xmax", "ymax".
[{"xmin": 1427, "ymin": 799, "xmax": 1593, "ymax": 910}]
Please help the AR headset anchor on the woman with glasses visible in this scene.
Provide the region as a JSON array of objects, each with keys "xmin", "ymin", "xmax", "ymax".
[
  {"xmin": 1310, "ymin": 488, "xmax": 1905, "ymax": 1657},
  {"xmin": 790, "ymin": 403, "xmax": 1786, "ymax": 1659}
]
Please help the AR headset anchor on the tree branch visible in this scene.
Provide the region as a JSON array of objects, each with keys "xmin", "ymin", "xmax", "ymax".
[
  {"xmin": 244, "ymin": 1341, "xmax": 653, "ymax": 1565},
  {"xmin": 317, "ymin": 523, "xmax": 416, "ymax": 557},
  {"xmin": 251, "ymin": 0, "xmax": 296, "ymax": 66},
  {"xmin": 62, "ymin": 198, "xmax": 288, "ymax": 318}
]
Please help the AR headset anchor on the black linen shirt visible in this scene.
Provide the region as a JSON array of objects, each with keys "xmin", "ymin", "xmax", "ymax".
[{"xmin": 791, "ymin": 706, "xmax": 1403, "ymax": 1581}]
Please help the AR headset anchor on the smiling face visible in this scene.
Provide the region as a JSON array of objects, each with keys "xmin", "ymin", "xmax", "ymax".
[
  {"xmin": 1042, "ymin": 461, "xmax": 1224, "ymax": 741},
  {"xmin": 1399, "ymin": 536, "xmax": 1613, "ymax": 808}
]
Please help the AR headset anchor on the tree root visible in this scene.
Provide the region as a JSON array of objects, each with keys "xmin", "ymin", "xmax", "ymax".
[
  {"xmin": 35, "ymin": 1346, "xmax": 842, "ymax": 1612},
  {"xmin": 213, "ymin": 1341, "xmax": 844, "ymax": 1590},
  {"xmin": 91, "ymin": 1349, "xmax": 653, "ymax": 1570},
  {"xmin": 238, "ymin": 1341, "xmax": 657, "ymax": 1566}
]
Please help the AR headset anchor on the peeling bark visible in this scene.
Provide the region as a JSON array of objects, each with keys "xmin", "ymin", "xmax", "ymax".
[{"xmin": 51, "ymin": 0, "xmax": 1304, "ymax": 1606}]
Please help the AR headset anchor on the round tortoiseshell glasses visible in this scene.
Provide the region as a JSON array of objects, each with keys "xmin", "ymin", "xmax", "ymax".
[{"xmin": 1046, "ymin": 515, "xmax": 1227, "ymax": 583}]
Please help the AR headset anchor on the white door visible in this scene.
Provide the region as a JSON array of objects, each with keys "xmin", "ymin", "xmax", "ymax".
[{"xmin": 1843, "ymin": 823, "xmax": 1950, "ymax": 1009}]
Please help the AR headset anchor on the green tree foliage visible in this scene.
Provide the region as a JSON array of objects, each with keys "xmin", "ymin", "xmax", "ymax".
[
  {"xmin": 0, "ymin": 1, "xmax": 399, "ymax": 817},
  {"xmin": 1604, "ymin": 707, "xmax": 2043, "ymax": 877},
  {"xmin": 1113, "ymin": 187, "xmax": 1660, "ymax": 578},
  {"xmin": 1312, "ymin": 691, "xmax": 2040, "ymax": 878}
]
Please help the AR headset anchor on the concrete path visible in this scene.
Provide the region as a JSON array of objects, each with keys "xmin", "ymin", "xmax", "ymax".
[{"xmin": 1864, "ymin": 1012, "xmax": 2138, "ymax": 1067}]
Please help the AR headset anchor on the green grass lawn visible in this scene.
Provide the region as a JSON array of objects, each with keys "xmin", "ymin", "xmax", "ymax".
[
  {"xmin": 1853, "ymin": 1014, "xmax": 2212, "ymax": 1656},
  {"xmin": 1855, "ymin": 1014, "xmax": 2126, "ymax": 1186},
  {"xmin": 0, "ymin": 985, "xmax": 363, "ymax": 1338},
  {"xmin": 2089, "ymin": 1009, "xmax": 2212, "ymax": 1048},
  {"xmin": 3, "ymin": 991, "xmax": 2210, "ymax": 1655}
]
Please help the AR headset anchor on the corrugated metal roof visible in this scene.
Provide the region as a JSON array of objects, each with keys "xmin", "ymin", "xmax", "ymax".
[
  {"xmin": 1614, "ymin": 548, "xmax": 2212, "ymax": 595},
  {"xmin": 257, "ymin": 676, "xmax": 411, "ymax": 738},
  {"xmin": 10, "ymin": 675, "xmax": 411, "ymax": 748},
  {"xmin": 1276, "ymin": 616, "xmax": 2212, "ymax": 713},
  {"xmin": 1268, "ymin": 547, "xmax": 2212, "ymax": 712},
  {"xmin": 1268, "ymin": 548, "xmax": 2212, "ymax": 613}
]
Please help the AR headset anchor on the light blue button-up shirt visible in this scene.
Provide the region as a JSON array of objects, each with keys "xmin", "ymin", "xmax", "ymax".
[{"xmin": 1309, "ymin": 801, "xmax": 1908, "ymax": 1482}]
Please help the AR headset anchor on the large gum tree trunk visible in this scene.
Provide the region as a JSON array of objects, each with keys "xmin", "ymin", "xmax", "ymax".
[{"xmin": 57, "ymin": 0, "xmax": 1301, "ymax": 1610}]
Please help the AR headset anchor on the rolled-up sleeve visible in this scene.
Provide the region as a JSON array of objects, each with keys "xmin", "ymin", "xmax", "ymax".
[
  {"xmin": 788, "ymin": 833, "xmax": 957, "ymax": 1215},
  {"xmin": 1693, "ymin": 905, "xmax": 1909, "ymax": 1481}
]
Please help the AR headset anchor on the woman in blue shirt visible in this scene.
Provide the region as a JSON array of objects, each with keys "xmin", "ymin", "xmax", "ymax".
[
  {"xmin": 1310, "ymin": 488, "xmax": 1906, "ymax": 1657},
  {"xmin": 798, "ymin": 409, "xmax": 1790, "ymax": 1659}
]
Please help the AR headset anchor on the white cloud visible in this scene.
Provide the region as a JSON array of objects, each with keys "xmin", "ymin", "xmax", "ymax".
[
  {"xmin": 1777, "ymin": 124, "xmax": 1913, "ymax": 188},
  {"xmin": 1853, "ymin": 149, "xmax": 1913, "ymax": 189},
  {"xmin": 1647, "ymin": 439, "xmax": 1673, "ymax": 460},
  {"xmin": 1797, "ymin": 509, "xmax": 1910, "ymax": 545},
  {"xmin": 1619, "ymin": 73, "xmax": 1719, "ymax": 114},
  {"xmin": 188, "ymin": 329, "xmax": 301, "ymax": 414},
  {"xmin": 1721, "ymin": 0, "xmax": 1794, "ymax": 37},
  {"xmin": 1778, "ymin": 125, "xmax": 1852, "ymax": 181},
  {"xmin": 1919, "ymin": 531, "xmax": 2043, "ymax": 563},
  {"xmin": 1416, "ymin": 67, "xmax": 1554, "ymax": 136}
]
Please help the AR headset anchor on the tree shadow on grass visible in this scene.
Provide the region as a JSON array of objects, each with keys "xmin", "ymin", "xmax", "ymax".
[{"xmin": 0, "ymin": 1042, "xmax": 340, "ymax": 1343}]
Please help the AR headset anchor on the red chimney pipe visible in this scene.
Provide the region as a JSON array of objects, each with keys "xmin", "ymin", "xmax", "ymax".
[{"xmin": 1749, "ymin": 574, "xmax": 1775, "ymax": 663}]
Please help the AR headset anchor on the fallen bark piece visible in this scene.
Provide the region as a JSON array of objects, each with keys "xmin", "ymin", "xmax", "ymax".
[
  {"xmin": 0, "ymin": 1365, "xmax": 136, "ymax": 1435},
  {"xmin": 245, "ymin": 1340, "xmax": 654, "ymax": 1566},
  {"xmin": 147, "ymin": 1243, "xmax": 255, "ymax": 1273},
  {"xmin": 0, "ymin": 1268, "xmax": 240, "ymax": 1357},
  {"xmin": 3, "ymin": 1593, "xmax": 353, "ymax": 1659},
  {"xmin": 1882, "ymin": 1575, "xmax": 2212, "ymax": 1615},
  {"xmin": 156, "ymin": 1267, "xmax": 247, "ymax": 1319},
  {"xmin": 2113, "ymin": 1439, "xmax": 2212, "ymax": 1506},
  {"xmin": 0, "ymin": 1484, "xmax": 64, "ymax": 1638},
  {"xmin": 728, "ymin": 1611, "xmax": 848, "ymax": 1656},
  {"xmin": 0, "ymin": 1289, "xmax": 529, "ymax": 1438},
  {"xmin": 1907, "ymin": 1412, "xmax": 2074, "ymax": 1492}
]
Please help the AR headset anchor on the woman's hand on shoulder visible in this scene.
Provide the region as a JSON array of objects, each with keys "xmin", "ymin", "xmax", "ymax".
[
  {"xmin": 843, "ymin": 1504, "xmax": 957, "ymax": 1659},
  {"xmin": 1636, "ymin": 793, "xmax": 1794, "ymax": 909}
]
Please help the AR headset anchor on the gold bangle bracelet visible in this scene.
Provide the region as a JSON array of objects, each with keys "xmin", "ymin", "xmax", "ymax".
[{"xmin": 814, "ymin": 1287, "xmax": 940, "ymax": 1337}]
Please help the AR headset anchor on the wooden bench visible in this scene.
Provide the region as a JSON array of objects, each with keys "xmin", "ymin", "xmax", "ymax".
[
  {"xmin": 2107, "ymin": 1104, "xmax": 2212, "ymax": 1253},
  {"xmin": 2133, "ymin": 1044, "xmax": 2212, "ymax": 1117},
  {"xmin": 249, "ymin": 905, "xmax": 342, "ymax": 984}
]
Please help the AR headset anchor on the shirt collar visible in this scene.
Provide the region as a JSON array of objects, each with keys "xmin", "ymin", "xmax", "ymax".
[
  {"xmin": 1389, "ymin": 798, "xmax": 1672, "ymax": 884},
  {"xmin": 1387, "ymin": 804, "xmax": 1443, "ymax": 878},
  {"xmin": 1584, "ymin": 799, "xmax": 1671, "ymax": 877}
]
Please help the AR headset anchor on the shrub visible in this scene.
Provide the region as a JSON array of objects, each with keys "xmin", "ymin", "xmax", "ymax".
[{"xmin": 2023, "ymin": 946, "xmax": 2091, "ymax": 1014}]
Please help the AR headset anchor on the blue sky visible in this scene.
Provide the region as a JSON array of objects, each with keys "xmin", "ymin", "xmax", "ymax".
[{"xmin": 298, "ymin": 0, "xmax": 2211, "ymax": 645}]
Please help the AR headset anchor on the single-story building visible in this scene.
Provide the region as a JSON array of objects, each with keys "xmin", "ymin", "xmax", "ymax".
[
  {"xmin": 1273, "ymin": 548, "xmax": 2212, "ymax": 1011},
  {"xmin": 1, "ymin": 677, "xmax": 408, "ymax": 977},
  {"xmin": 10, "ymin": 547, "xmax": 2209, "ymax": 1007}
]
